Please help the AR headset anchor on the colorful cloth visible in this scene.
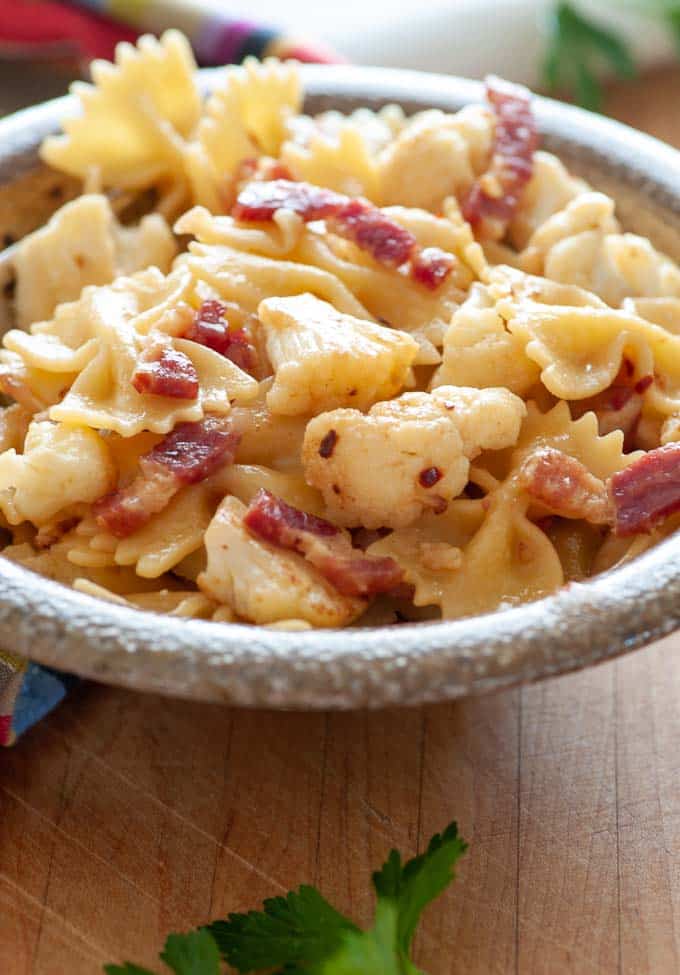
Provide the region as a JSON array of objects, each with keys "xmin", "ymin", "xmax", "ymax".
[
  {"xmin": 0, "ymin": 653, "xmax": 77, "ymax": 745},
  {"xmin": 0, "ymin": 0, "xmax": 343, "ymax": 67}
]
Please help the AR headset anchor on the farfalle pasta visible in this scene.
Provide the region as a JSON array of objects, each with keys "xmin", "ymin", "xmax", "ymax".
[{"xmin": 0, "ymin": 32, "xmax": 679, "ymax": 628}]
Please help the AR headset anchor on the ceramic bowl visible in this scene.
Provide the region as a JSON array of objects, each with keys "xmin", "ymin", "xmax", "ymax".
[{"xmin": 0, "ymin": 66, "xmax": 678, "ymax": 709}]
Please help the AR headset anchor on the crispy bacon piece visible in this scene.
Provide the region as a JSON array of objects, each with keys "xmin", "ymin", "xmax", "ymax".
[
  {"xmin": 232, "ymin": 179, "xmax": 419, "ymax": 272},
  {"xmin": 462, "ymin": 76, "xmax": 539, "ymax": 239},
  {"xmin": 327, "ymin": 198, "xmax": 416, "ymax": 268},
  {"xmin": 185, "ymin": 300, "xmax": 258, "ymax": 374},
  {"xmin": 232, "ymin": 179, "xmax": 346, "ymax": 222},
  {"xmin": 94, "ymin": 416, "xmax": 240, "ymax": 538},
  {"xmin": 410, "ymin": 247, "xmax": 455, "ymax": 289},
  {"xmin": 131, "ymin": 344, "xmax": 199, "ymax": 400},
  {"xmin": 519, "ymin": 447, "xmax": 612, "ymax": 524},
  {"xmin": 245, "ymin": 489, "xmax": 339, "ymax": 544},
  {"xmin": 243, "ymin": 489, "xmax": 404, "ymax": 597},
  {"xmin": 609, "ymin": 442, "xmax": 680, "ymax": 536}
]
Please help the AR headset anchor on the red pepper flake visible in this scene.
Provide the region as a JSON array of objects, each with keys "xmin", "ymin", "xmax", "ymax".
[
  {"xmin": 634, "ymin": 374, "xmax": 654, "ymax": 395},
  {"xmin": 410, "ymin": 247, "xmax": 455, "ymax": 290},
  {"xmin": 419, "ymin": 466, "xmax": 443, "ymax": 488},
  {"xmin": 318, "ymin": 429, "xmax": 338, "ymax": 458},
  {"xmin": 185, "ymin": 300, "xmax": 258, "ymax": 374},
  {"xmin": 131, "ymin": 345, "xmax": 199, "ymax": 400}
]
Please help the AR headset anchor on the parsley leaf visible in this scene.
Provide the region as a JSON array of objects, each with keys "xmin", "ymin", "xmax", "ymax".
[
  {"xmin": 372, "ymin": 820, "xmax": 467, "ymax": 957},
  {"xmin": 206, "ymin": 885, "xmax": 358, "ymax": 972},
  {"xmin": 104, "ymin": 930, "xmax": 220, "ymax": 975},
  {"xmin": 104, "ymin": 821, "xmax": 466, "ymax": 975},
  {"xmin": 318, "ymin": 900, "xmax": 418, "ymax": 975},
  {"xmin": 543, "ymin": 2, "xmax": 636, "ymax": 110}
]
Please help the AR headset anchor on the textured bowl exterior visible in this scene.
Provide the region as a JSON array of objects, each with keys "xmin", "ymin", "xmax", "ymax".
[{"xmin": 0, "ymin": 65, "xmax": 679, "ymax": 709}]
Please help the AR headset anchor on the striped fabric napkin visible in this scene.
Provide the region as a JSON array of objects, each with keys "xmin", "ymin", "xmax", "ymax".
[{"xmin": 0, "ymin": 0, "xmax": 342, "ymax": 745}]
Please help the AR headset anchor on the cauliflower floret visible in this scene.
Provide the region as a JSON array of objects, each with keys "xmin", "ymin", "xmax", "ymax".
[
  {"xmin": 197, "ymin": 496, "xmax": 364, "ymax": 626},
  {"xmin": 0, "ymin": 420, "xmax": 114, "ymax": 525},
  {"xmin": 431, "ymin": 284, "xmax": 540, "ymax": 396},
  {"xmin": 430, "ymin": 385, "xmax": 526, "ymax": 456},
  {"xmin": 508, "ymin": 151, "xmax": 590, "ymax": 251},
  {"xmin": 259, "ymin": 293, "xmax": 418, "ymax": 415},
  {"xmin": 302, "ymin": 386, "xmax": 525, "ymax": 529}
]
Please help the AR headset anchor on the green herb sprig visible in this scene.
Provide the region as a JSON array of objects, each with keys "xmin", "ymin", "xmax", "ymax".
[
  {"xmin": 544, "ymin": 0, "xmax": 680, "ymax": 110},
  {"xmin": 104, "ymin": 821, "xmax": 467, "ymax": 975}
]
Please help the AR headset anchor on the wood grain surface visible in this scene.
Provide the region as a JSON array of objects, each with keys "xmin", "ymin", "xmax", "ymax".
[{"xmin": 3, "ymin": 67, "xmax": 680, "ymax": 975}]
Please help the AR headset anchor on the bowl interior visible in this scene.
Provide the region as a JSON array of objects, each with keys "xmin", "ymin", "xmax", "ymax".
[{"xmin": 0, "ymin": 65, "xmax": 678, "ymax": 709}]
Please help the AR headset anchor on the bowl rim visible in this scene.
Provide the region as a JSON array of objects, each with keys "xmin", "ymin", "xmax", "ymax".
[{"xmin": 0, "ymin": 63, "xmax": 679, "ymax": 709}]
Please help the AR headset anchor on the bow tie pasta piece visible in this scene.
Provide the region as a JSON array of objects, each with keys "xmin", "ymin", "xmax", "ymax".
[
  {"xmin": 303, "ymin": 386, "xmax": 525, "ymax": 529},
  {"xmin": 488, "ymin": 264, "xmax": 608, "ymax": 311},
  {"xmin": 281, "ymin": 104, "xmax": 405, "ymax": 200},
  {"xmin": 519, "ymin": 191, "xmax": 619, "ymax": 277},
  {"xmin": 106, "ymin": 480, "xmax": 220, "ymax": 579},
  {"xmin": 370, "ymin": 482, "xmax": 563, "ymax": 619},
  {"xmin": 184, "ymin": 242, "xmax": 370, "ymax": 318},
  {"xmin": 435, "ymin": 491, "xmax": 564, "ymax": 619},
  {"xmin": 13, "ymin": 194, "xmax": 177, "ymax": 328},
  {"xmin": 258, "ymin": 294, "xmax": 419, "ymax": 415},
  {"xmin": 508, "ymin": 151, "xmax": 591, "ymax": 252},
  {"xmin": 367, "ymin": 500, "xmax": 486, "ymax": 608},
  {"xmin": 226, "ymin": 57, "xmax": 302, "ymax": 157},
  {"xmin": 0, "ymin": 349, "xmax": 79, "ymax": 412},
  {"xmin": 198, "ymin": 495, "xmax": 365, "ymax": 626},
  {"xmin": 512, "ymin": 401, "xmax": 639, "ymax": 481},
  {"xmin": 3, "ymin": 534, "xmax": 177, "ymax": 595},
  {"xmin": 507, "ymin": 304, "xmax": 680, "ymax": 414},
  {"xmin": 175, "ymin": 206, "xmax": 304, "ymax": 258},
  {"xmin": 544, "ymin": 231, "xmax": 680, "ymax": 307},
  {"xmin": 40, "ymin": 32, "xmax": 301, "ymax": 213},
  {"xmin": 41, "ymin": 31, "xmax": 201, "ymax": 191},
  {"xmin": 187, "ymin": 58, "xmax": 302, "ymax": 210},
  {"xmin": 47, "ymin": 281, "xmax": 257, "ymax": 437},
  {"xmin": 0, "ymin": 420, "xmax": 114, "ymax": 526},
  {"xmin": 282, "ymin": 125, "xmax": 382, "ymax": 200}
]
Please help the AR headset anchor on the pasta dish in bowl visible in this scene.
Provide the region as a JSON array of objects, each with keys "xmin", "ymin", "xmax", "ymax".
[{"xmin": 0, "ymin": 32, "xmax": 678, "ymax": 705}]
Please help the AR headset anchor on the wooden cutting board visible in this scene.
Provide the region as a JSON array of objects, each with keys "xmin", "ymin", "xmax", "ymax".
[{"xmin": 3, "ymin": 67, "xmax": 680, "ymax": 975}]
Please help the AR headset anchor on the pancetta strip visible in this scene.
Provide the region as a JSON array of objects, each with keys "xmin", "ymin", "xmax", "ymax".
[
  {"xmin": 184, "ymin": 299, "xmax": 258, "ymax": 374},
  {"xmin": 519, "ymin": 446, "xmax": 612, "ymax": 524},
  {"xmin": 610, "ymin": 442, "xmax": 680, "ymax": 536},
  {"xmin": 410, "ymin": 247, "xmax": 455, "ymax": 290},
  {"xmin": 94, "ymin": 416, "xmax": 240, "ymax": 538},
  {"xmin": 232, "ymin": 179, "xmax": 453, "ymax": 279},
  {"xmin": 462, "ymin": 76, "xmax": 539, "ymax": 239},
  {"xmin": 243, "ymin": 488, "xmax": 404, "ymax": 597},
  {"xmin": 325, "ymin": 198, "xmax": 416, "ymax": 268},
  {"xmin": 131, "ymin": 342, "xmax": 199, "ymax": 399}
]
